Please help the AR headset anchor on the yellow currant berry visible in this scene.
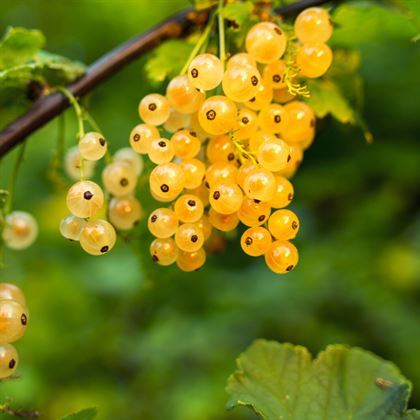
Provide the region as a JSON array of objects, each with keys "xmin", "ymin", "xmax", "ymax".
[
  {"xmin": 176, "ymin": 248, "xmax": 206, "ymax": 272},
  {"xmin": 171, "ymin": 129, "xmax": 201, "ymax": 159},
  {"xmin": 166, "ymin": 74, "xmax": 205, "ymax": 114},
  {"xmin": 0, "ymin": 343, "xmax": 19, "ymax": 379},
  {"xmin": 227, "ymin": 53, "xmax": 257, "ymax": 68},
  {"xmin": 275, "ymin": 145, "xmax": 304, "ymax": 178},
  {"xmin": 102, "ymin": 161, "xmax": 137, "ymax": 197},
  {"xmin": 243, "ymin": 167, "xmax": 276, "ymax": 202},
  {"xmin": 148, "ymin": 138, "xmax": 175, "ymax": 164},
  {"xmin": 2, "ymin": 211, "xmax": 38, "ymax": 251},
  {"xmin": 209, "ymin": 182, "xmax": 243, "ymax": 215},
  {"xmin": 281, "ymin": 101, "xmax": 315, "ymax": 144},
  {"xmin": 241, "ymin": 226, "xmax": 272, "ymax": 257},
  {"xmin": 179, "ymin": 158, "xmax": 206, "ymax": 189},
  {"xmin": 0, "ymin": 284, "xmax": 26, "ymax": 307},
  {"xmin": 114, "ymin": 148, "xmax": 144, "ymax": 176},
  {"xmin": 196, "ymin": 215, "xmax": 213, "ymax": 241},
  {"xmin": 263, "ymin": 60, "xmax": 287, "ymax": 89},
  {"xmin": 236, "ymin": 108, "xmax": 258, "ymax": 140},
  {"xmin": 198, "ymin": 96, "xmax": 238, "ymax": 135},
  {"xmin": 237, "ymin": 161, "xmax": 258, "ymax": 189},
  {"xmin": 60, "ymin": 215, "xmax": 87, "ymax": 241},
  {"xmin": 270, "ymin": 176, "xmax": 294, "ymax": 208},
  {"xmin": 148, "ymin": 208, "xmax": 178, "ymax": 238},
  {"xmin": 149, "ymin": 163, "xmax": 186, "ymax": 201},
  {"xmin": 109, "ymin": 196, "xmax": 143, "ymax": 230},
  {"xmin": 0, "ymin": 300, "xmax": 28, "ymax": 343},
  {"xmin": 174, "ymin": 194, "xmax": 204, "ymax": 223},
  {"xmin": 150, "ymin": 238, "xmax": 178, "ymax": 266},
  {"xmin": 222, "ymin": 64, "xmax": 261, "ymax": 103},
  {"xmin": 164, "ymin": 109, "xmax": 191, "ymax": 133},
  {"xmin": 138, "ymin": 93, "xmax": 170, "ymax": 126},
  {"xmin": 80, "ymin": 220, "xmax": 117, "ymax": 255},
  {"xmin": 66, "ymin": 181, "xmax": 104, "ymax": 218},
  {"xmin": 186, "ymin": 184, "xmax": 209, "ymax": 207},
  {"xmin": 296, "ymin": 43, "xmax": 333, "ymax": 78},
  {"xmin": 249, "ymin": 131, "xmax": 277, "ymax": 153},
  {"xmin": 258, "ymin": 104, "xmax": 288, "ymax": 134},
  {"xmin": 188, "ymin": 53, "xmax": 224, "ymax": 91},
  {"xmin": 238, "ymin": 197, "xmax": 271, "ymax": 227},
  {"xmin": 257, "ymin": 137, "xmax": 291, "ymax": 171},
  {"xmin": 78, "ymin": 132, "xmax": 107, "ymax": 161},
  {"xmin": 64, "ymin": 147, "xmax": 95, "ymax": 180},
  {"xmin": 272, "ymin": 86, "xmax": 296, "ymax": 104},
  {"xmin": 246, "ymin": 80, "xmax": 273, "ymax": 111},
  {"xmin": 175, "ymin": 223, "xmax": 204, "ymax": 252},
  {"xmin": 206, "ymin": 135, "xmax": 236, "ymax": 163},
  {"xmin": 130, "ymin": 124, "xmax": 160, "ymax": 154},
  {"xmin": 205, "ymin": 162, "xmax": 238, "ymax": 188},
  {"xmin": 268, "ymin": 209, "xmax": 300, "ymax": 240},
  {"xmin": 265, "ymin": 240, "xmax": 298, "ymax": 273},
  {"xmin": 294, "ymin": 7, "xmax": 333, "ymax": 44},
  {"xmin": 208, "ymin": 208, "xmax": 239, "ymax": 232}
]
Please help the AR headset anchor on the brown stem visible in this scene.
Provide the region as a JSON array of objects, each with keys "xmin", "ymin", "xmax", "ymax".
[{"xmin": 0, "ymin": 0, "xmax": 334, "ymax": 157}]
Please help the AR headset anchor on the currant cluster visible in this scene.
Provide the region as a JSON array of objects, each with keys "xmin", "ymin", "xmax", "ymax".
[
  {"xmin": 0, "ymin": 283, "xmax": 28, "ymax": 379},
  {"xmin": 61, "ymin": 132, "xmax": 144, "ymax": 254},
  {"xmin": 129, "ymin": 8, "xmax": 333, "ymax": 273}
]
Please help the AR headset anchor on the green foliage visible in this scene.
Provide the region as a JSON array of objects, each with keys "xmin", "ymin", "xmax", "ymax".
[
  {"xmin": 191, "ymin": 0, "xmax": 218, "ymax": 10},
  {"xmin": 227, "ymin": 340, "xmax": 419, "ymax": 419},
  {"xmin": 221, "ymin": 2, "xmax": 254, "ymax": 28},
  {"xmin": 61, "ymin": 408, "xmax": 97, "ymax": 420},
  {"xmin": 145, "ymin": 39, "xmax": 193, "ymax": 83}
]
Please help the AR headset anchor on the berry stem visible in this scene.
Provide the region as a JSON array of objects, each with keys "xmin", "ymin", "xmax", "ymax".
[
  {"xmin": 217, "ymin": 0, "xmax": 226, "ymax": 67},
  {"xmin": 230, "ymin": 133, "xmax": 257, "ymax": 165},
  {"xmin": 48, "ymin": 113, "xmax": 66, "ymax": 189},
  {"xmin": 180, "ymin": 12, "xmax": 216, "ymax": 76}
]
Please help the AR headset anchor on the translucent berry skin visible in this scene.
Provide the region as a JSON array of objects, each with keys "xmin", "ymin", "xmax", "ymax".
[
  {"xmin": 227, "ymin": 53, "xmax": 256, "ymax": 68},
  {"xmin": 66, "ymin": 181, "xmax": 104, "ymax": 218},
  {"xmin": 2, "ymin": 211, "xmax": 38, "ymax": 251},
  {"xmin": 205, "ymin": 162, "xmax": 238, "ymax": 188},
  {"xmin": 236, "ymin": 108, "xmax": 258, "ymax": 140},
  {"xmin": 299, "ymin": 127, "xmax": 315, "ymax": 150},
  {"xmin": 249, "ymin": 131, "xmax": 277, "ymax": 153},
  {"xmin": 0, "ymin": 343, "xmax": 19, "ymax": 379},
  {"xmin": 102, "ymin": 162, "xmax": 137, "ymax": 197},
  {"xmin": 208, "ymin": 208, "xmax": 239, "ymax": 232},
  {"xmin": 198, "ymin": 96, "xmax": 238, "ymax": 136},
  {"xmin": 149, "ymin": 163, "xmax": 186, "ymax": 201},
  {"xmin": 114, "ymin": 148, "xmax": 144, "ymax": 176},
  {"xmin": 64, "ymin": 147, "xmax": 95, "ymax": 180},
  {"xmin": 246, "ymin": 22, "xmax": 287, "ymax": 64},
  {"xmin": 109, "ymin": 196, "xmax": 143, "ymax": 230},
  {"xmin": 246, "ymin": 81, "xmax": 273, "ymax": 111},
  {"xmin": 241, "ymin": 226, "xmax": 272, "ymax": 257},
  {"xmin": 188, "ymin": 54, "xmax": 224, "ymax": 91},
  {"xmin": 238, "ymin": 198, "xmax": 271, "ymax": 227},
  {"xmin": 148, "ymin": 208, "xmax": 178, "ymax": 238},
  {"xmin": 222, "ymin": 64, "xmax": 261, "ymax": 103},
  {"xmin": 171, "ymin": 130, "xmax": 201, "ymax": 159},
  {"xmin": 281, "ymin": 101, "xmax": 315, "ymax": 144},
  {"xmin": 296, "ymin": 43, "xmax": 333, "ymax": 78},
  {"xmin": 209, "ymin": 182, "xmax": 243, "ymax": 215},
  {"xmin": 130, "ymin": 124, "xmax": 160, "ymax": 154},
  {"xmin": 237, "ymin": 162, "xmax": 258, "ymax": 189},
  {"xmin": 294, "ymin": 7, "xmax": 333, "ymax": 44},
  {"xmin": 0, "ymin": 284, "xmax": 26, "ymax": 307},
  {"xmin": 78, "ymin": 132, "xmax": 107, "ymax": 161},
  {"xmin": 176, "ymin": 248, "xmax": 206, "ymax": 272},
  {"xmin": 243, "ymin": 167, "xmax": 276, "ymax": 202},
  {"xmin": 150, "ymin": 238, "xmax": 178, "ymax": 266},
  {"xmin": 206, "ymin": 135, "xmax": 236, "ymax": 163},
  {"xmin": 148, "ymin": 138, "xmax": 175, "ymax": 164},
  {"xmin": 164, "ymin": 110, "xmax": 191, "ymax": 133},
  {"xmin": 174, "ymin": 194, "xmax": 204, "ymax": 223},
  {"xmin": 59, "ymin": 215, "xmax": 87, "ymax": 241},
  {"xmin": 197, "ymin": 216, "xmax": 213, "ymax": 240},
  {"xmin": 175, "ymin": 223, "xmax": 204, "ymax": 252},
  {"xmin": 0, "ymin": 300, "xmax": 28, "ymax": 343},
  {"xmin": 268, "ymin": 209, "xmax": 300, "ymax": 240},
  {"xmin": 265, "ymin": 240, "xmax": 299, "ymax": 274},
  {"xmin": 138, "ymin": 93, "xmax": 170, "ymax": 126},
  {"xmin": 258, "ymin": 104, "xmax": 288, "ymax": 134},
  {"xmin": 258, "ymin": 137, "xmax": 291, "ymax": 172},
  {"xmin": 179, "ymin": 159, "xmax": 206, "ymax": 189},
  {"xmin": 275, "ymin": 145, "xmax": 303, "ymax": 179},
  {"xmin": 166, "ymin": 75, "xmax": 205, "ymax": 114},
  {"xmin": 272, "ymin": 86, "xmax": 295, "ymax": 104},
  {"xmin": 270, "ymin": 176, "xmax": 294, "ymax": 208},
  {"xmin": 79, "ymin": 220, "xmax": 117, "ymax": 256},
  {"xmin": 186, "ymin": 184, "xmax": 209, "ymax": 207},
  {"xmin": 263, "ymin": 60, "xmax": 287, "ymax": 89}
]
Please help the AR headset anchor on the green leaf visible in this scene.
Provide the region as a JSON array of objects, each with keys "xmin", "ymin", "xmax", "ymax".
[
  {"xmin": 331, "ymin": 2, "xmax": 418, "ymax": 47},
  {"xmin": 191, "ymin": 0, "xmax": 218, "ymax": 10},
  {"xmin": 227, "ymin": 340, "xmax": 417, "ymax": 419},
  {"xmin": 145, "ymin": 39, "xmax": 193, "ymax": 83},
  {"xmin": 306, "ymin": 79, "xmax": 356, "ymax": 124},
  {"xmin": 60, "ymin": 407, "xmax": 97, "ymax": 420},
  {"xmin": 0, "ymin": 190, "xmax": 9, "ymax": 210},
  {"xmin": 222, "ymin": 2, "xmax": 254, "ymax": 28},
  {"xmin": 0, "ymin": 27, "xmax": 45, "ymax": 69}
]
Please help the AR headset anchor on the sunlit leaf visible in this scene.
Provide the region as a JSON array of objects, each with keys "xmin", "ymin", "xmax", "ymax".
[
  {"xmin": 222, "ymin": 2, "xmax": 254, "ymax": 29},
  {"xmin": 60, "ymin": 407, "xmax": 97, "ymax": 420}
]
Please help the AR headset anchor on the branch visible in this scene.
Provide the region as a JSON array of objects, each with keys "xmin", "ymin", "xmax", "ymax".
[{"xmin": 0, "ymin": 0, "xmax": 333, "ymax": 157}]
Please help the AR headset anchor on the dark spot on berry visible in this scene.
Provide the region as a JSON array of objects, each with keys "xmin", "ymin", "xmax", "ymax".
[
  {"xmin": 258, "ymin": 215, "xmax": 266, "ymax": 222},
  {"xmin": 148, "ymin": 103, "xmax": 157, "ymax": 111},
  {"xmin": 191, "ymin": 68, "xmax": 199, "ymax": 78},
  {"xmin": 286, "ymin": 265, "xmax": 294, "ymax": 272},
  {"xmin": 152, "ymin": 255, "xmax": 159, "ymax": 262},
  {"xmin": 161, "ymin": 184, "xmax": 169, "ymax": 193},
  {"xmin": 133, "ymin": 133, "xmax": 140, "ymax": 142},
  {"xmin": 21, "ymin": 313, "xmax": 27, "ymax": 326},
  {"xmin": 249, "ymin": 97, "xmax": 256, "ymax": 102},
  {"xmin": 228, "ymin": 152, "xmax": 235, "ymax": 161},
  {"xmin": 274, "ymin": 27, "xmax": 282, "ymax": 35},
  {"xmin": 158, "ymin": 140, "xmax": 166, "ymax": 147},
  {"xmin": 273, "ymin": 74, "xmax": 281, "ymax": 83},
  {"xmin": 206, "ymin": 109, "xmax": 216, "ymax": 120},
  {"xmin": 99, "ymin": 137, "xmax": 106, "ymax": 146},
  {"xmin": 83, "ymin": 191, "xmax": 93, "ymax": 200},
  {"xmin": 120, "ymin": 178, "xmax": 129, "ymax": 187},
  {"xmin": 251, "ymin": 75, "xmax": 258, "ymax": 86},
  {"xmin": 287, "ymin": 154, "xmax": 291, "ymax": 162},
  {"xmin": 9, "ymin": 359, "xmax": 16, "ymax": 369},
  {"xmin": 205, "ymin": 181, "xmax": 210, "ymax": 189},
  {"xmin": 310, "ymin": 119, "xmax": 315, "ymax": 128},
  {"xmin": 101, "ymin": 245, "xmax": 109, "ymax": 253},
  {"xmin": 213, "ymin": 191, "xmax": 220, "ymax": 200},
  {"xmin": 151, "ymin": 214, "xmax": 157, "ymax": 223},
  {"xmin": 254, "ymin": 199, "xmax": 261, "ymax": 204},
  {"xmin": 288, "ymin": 193, "xmax": 293, "ymax": 201},
  {"xmin": 190, "ymin": 131, "xmax": 197, "ymax": 137},
  {"xmin": 292, "ymin": 221, "xmax": 298, "ymax": 230},
  {"xmin": 274, "ymin": 115, "xmax": 281, "ymax": 123},
  {"xmin": 187, "ymin": 199, "xmax": 196, "ymax": 207},
  {"xmin": 245, "ymin": 237, "xmax": 253, "ymax": 246},
  {"xmin": 241, "ymin": 117, "xmax": 249, "ymax": 125},
  {"xmin": 191, "ymin": 234, "xmax": 198, "ymax": 243},
  {"xmin": 329, "ymin": 17, "xmax": 333, "ymax": 26}
]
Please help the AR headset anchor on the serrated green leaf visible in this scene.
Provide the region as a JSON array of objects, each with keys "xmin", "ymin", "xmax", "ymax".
[
  {"xmin": 60, "ymin": 407, "xmax": 97, "ymax": 420},
  {"xmin": 0, "ymin": 27, "xmax": 45, "ymax": 69},
  {"xmin": 222, "ymin": 2, "xmax": 254, "ymax": 28},
  {"xmin": 227, "ymin": 340, "xmax": 417, "ymax": 419},
  {"xmin": 145, "ymin": 40, "xmax": 193, "ymax": 83}
]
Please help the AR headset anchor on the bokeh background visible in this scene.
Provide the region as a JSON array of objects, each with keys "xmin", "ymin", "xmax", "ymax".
[{"xmin": 0, "ymin": 0, "xmax": 419, "ymax": 419}]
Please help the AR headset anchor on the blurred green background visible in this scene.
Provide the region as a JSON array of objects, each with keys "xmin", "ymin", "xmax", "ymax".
[{"xmin": 0, "ymin": 0, "xmax": 419, "ymax": 419}]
